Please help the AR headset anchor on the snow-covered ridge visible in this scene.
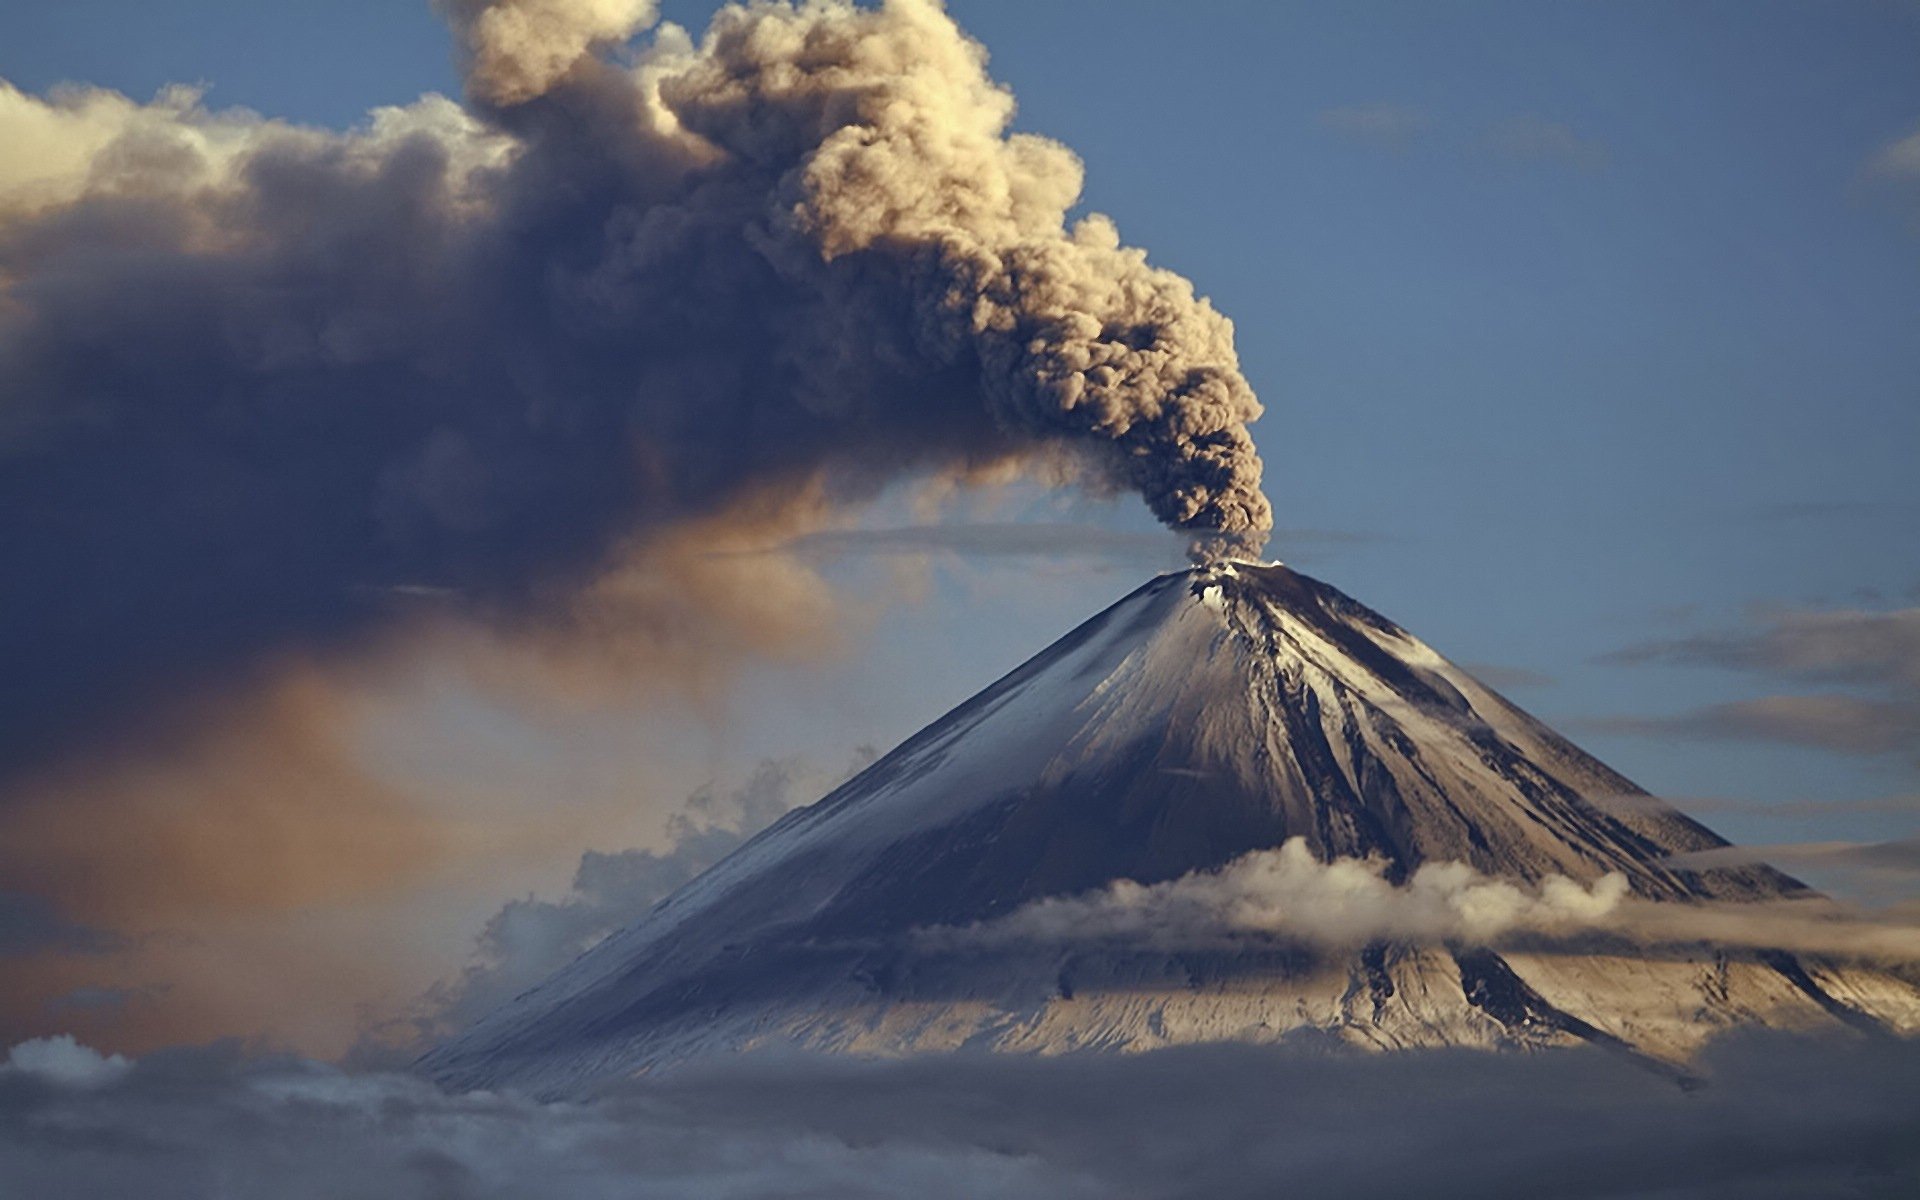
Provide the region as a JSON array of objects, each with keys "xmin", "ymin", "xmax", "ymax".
[{"xmin": 420, "ymin": 564, "xmax": 1920, "ymax": 1097}]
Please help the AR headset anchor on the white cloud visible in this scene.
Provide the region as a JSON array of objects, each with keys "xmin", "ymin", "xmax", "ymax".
[
  {"xmin": 920, "ymin": 837, "xmax": 1920, "ymax": 963},
  {"xmin": 922, "ymin": 837, "xmax": 1630, "ymax": 951},
  {"xmin": 4, "ymin": 1035, "xmax": 130, "ymax": 1088}
]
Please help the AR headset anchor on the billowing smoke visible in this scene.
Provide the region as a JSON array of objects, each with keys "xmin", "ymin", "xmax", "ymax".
[
  {"xmin": 438, "ymin": 0, "xmax": 660, "ymax": 105},
  {"xmin": 0, "ymin": 0, "xmax": 1270, "ymax": 789}
]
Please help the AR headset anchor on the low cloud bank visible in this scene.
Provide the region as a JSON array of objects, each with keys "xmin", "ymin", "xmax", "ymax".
[
  {"xmin": 925, "ymin": 837, "xmax": 1629, "ymax": 950},
  {"xmin": 923, "ymin": 838, "xmax": 1920, "ymax": 963},
  {"xmin": 4, "ymin": 1032, "xmax": 1919, "ymax": 1198}
]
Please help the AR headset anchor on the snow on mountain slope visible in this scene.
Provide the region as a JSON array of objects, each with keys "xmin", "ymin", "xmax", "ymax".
[{"xmin": 421, "ymin": 563, "xmax": 1920, "ymax": 1096}]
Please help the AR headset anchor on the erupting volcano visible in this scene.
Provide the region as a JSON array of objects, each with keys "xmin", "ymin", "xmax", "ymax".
[{"xmin": 423, "ymin": 563, "xmax": 1920, "ymax": 1097}]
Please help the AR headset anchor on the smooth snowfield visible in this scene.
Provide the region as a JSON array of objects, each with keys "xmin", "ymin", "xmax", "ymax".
[{"xmin": 421, "ymin": 564, "xmax": 1920, "ymax": 1096}]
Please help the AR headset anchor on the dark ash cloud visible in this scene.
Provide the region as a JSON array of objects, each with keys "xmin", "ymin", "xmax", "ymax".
[
  {"xmin": 0, "ymin": 0, "xmax": 1272, "ymax": 794},
  {"xmin": 5, "ymin": 1032, "xmax": 1920, "ymax": 1199}
]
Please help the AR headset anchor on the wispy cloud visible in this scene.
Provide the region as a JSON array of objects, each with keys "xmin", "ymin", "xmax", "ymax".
[
  {"xmin": 1665, "ymin": 837, "xmax": 1920, "ymax": 877},
  {"xmin": 1597, "ymin": 606, "xmax": 1920, "ymax": 757},
  {"xmin": 1593, "ymin": 695, "xmax": 1920, "ymax": 757},
  {"xmin": 1602, "ymin": 607, "xmax": 1920, "ymax": 688},
  {"xmin": 1663, "ymin": 837, "xmax": 1920, "ymax": 907},
  {"xmin": 1596, "ymin": 792, "xmax": 1920, "ymax": 822},
  {"xmin": 1863, "ymin": 122, "xmax": 1920, "ymax": 229},
  {"xmin": 1867, "ymin": 125, "xmax": 1920, "ymax": 179},
  {"xmin": 1316, "ymin": 103, "xmax": 1432, "ymax": 150},
  {"xmin": 1317, "ymin": 105, "xmax": 1607, "ymax": 173},
  {"xmin": 1486, "ymin": 115, "xmax": 1609, "ymax": 172},
  {"xmin": 1460, "ymin": 661, "xmax": 1554, "ymax": 690}
]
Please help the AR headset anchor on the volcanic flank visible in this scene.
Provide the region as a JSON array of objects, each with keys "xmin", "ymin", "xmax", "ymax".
[{"xmin": 422, "ymin": 563, "xmax": 1920, "ymax": 1096}]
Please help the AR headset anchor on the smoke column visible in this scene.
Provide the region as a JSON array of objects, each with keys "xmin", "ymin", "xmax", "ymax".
[{"xmin": 0, "ymin": 0, "xmax": 1271, "ymax": 783}]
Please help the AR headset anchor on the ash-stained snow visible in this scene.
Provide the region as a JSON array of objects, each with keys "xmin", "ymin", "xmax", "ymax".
[{"xmin": 420, "ymin": 564, "xmax": 1920, "ymax": 1097}]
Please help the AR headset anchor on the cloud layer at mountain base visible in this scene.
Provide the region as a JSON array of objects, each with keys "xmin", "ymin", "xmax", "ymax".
[{"xmin": 4, "ymin": 1032, "xmax": 1918, "ymax": 1200}]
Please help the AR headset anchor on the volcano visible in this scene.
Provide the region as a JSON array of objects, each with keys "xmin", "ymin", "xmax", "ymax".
[{"xmin": 422, "ymin": 563, "xmax": 1920, "ymax": 1095}]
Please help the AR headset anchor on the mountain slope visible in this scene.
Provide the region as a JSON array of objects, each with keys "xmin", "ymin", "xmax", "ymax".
[{"xmin": 422, "ymin": 563, "xmax": 1919, "ymax": 1095}]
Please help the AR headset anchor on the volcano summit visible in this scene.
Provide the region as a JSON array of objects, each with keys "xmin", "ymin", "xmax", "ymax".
[{"xmin": 423, "ymin": 564, "xmax": 1920, "ymax": 1096}]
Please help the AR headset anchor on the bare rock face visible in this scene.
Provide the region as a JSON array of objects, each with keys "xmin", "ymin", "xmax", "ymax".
[{"xmin": 421, "ymin": 564, "xmax": 1920, "ymax": 1096}]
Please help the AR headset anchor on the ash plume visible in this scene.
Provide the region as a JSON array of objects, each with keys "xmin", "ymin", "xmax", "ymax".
[
  {"xmin": 0, "ymin": 0, "xmax": 1270, "ymax": 786},
  {"xmin": 438, "ymin": 0, "xmax": 660, "ymax": 105}
]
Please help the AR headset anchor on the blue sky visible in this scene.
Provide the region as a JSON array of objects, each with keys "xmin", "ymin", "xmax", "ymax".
[{"xmin": 1, "ymin": 1, "xmax": 1916, "ymax": 1051}]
